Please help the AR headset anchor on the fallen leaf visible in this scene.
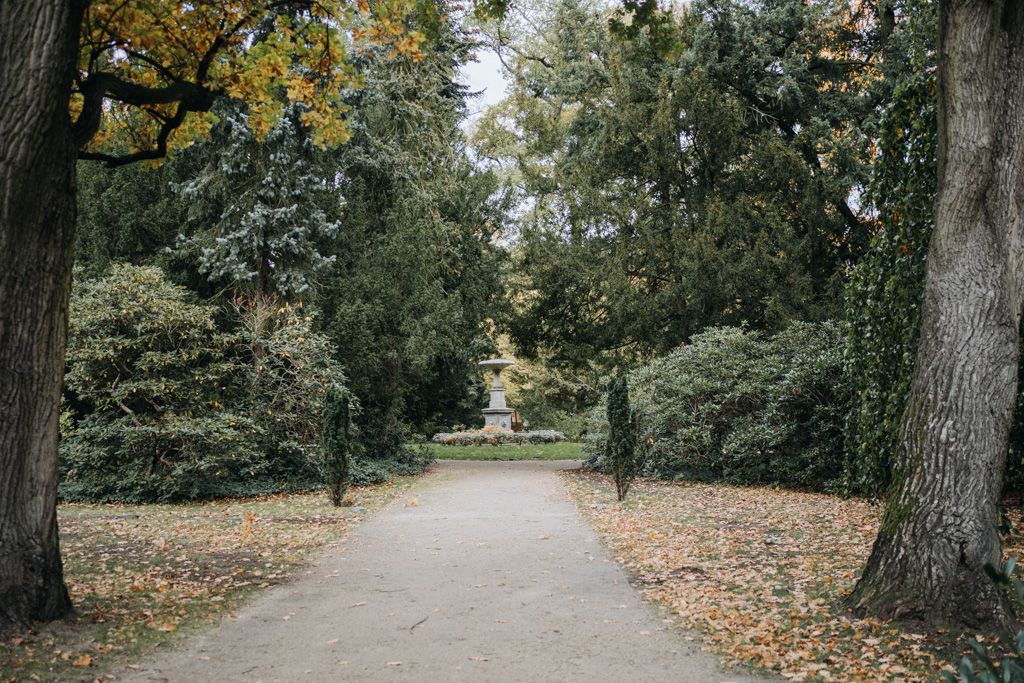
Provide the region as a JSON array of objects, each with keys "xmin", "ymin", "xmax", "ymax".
[{"xmin": 72, "ymin": 655, "xmax": 92, "ymax": 667}]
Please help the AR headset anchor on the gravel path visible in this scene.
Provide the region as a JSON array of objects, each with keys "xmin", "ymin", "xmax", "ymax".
[{"xmin": 119, "ymin": 460, "xmax": 772, "ymax": 682}]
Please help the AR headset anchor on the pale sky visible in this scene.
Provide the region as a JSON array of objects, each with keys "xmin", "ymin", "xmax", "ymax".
[{"xmin": 459, "ymin": 47, "xmax": 510, "ymax": 124}]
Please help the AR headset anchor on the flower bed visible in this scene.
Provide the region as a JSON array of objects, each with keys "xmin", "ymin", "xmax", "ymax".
[{"xmin": 432, "ymin": 430, "xmax": 565, "ymax": 446}]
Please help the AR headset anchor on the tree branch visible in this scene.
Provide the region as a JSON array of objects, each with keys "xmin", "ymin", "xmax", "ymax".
[
  {"xmin": 73, "ymin": 0, "xmax": 305, "ymax": 164},
  {"xmin": 78, "ymin": 99, "xmax": 198, "ymax": 167},
  {"xmin": 117, "ymin": 401, "xmax": 143, "ymax": 427},
  {"xmin": 74, "ymin": 71, "xmax": 221, "ymax": 165}
]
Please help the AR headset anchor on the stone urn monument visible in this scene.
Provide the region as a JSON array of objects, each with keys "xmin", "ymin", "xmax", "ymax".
[{"xmin": 479, "ymin": 359, "xmax": 516, "ymax": 431}]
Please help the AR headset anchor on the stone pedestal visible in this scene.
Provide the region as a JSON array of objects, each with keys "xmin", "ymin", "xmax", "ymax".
[{"xmin": 479, "ymin": 359, "xmax": 516, "ymax": 431}]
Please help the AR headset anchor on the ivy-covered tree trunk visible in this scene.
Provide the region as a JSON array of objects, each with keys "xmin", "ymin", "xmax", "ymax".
[
  {"xmin": 848, "ymin": 0, "xmax": 1024, "ymax": 630},
  {"xmin": 0, "ymin": 0, "xmax": 82, "ymax": 628}
]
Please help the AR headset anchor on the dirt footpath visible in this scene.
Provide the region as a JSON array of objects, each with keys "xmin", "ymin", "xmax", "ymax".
[{"xmin": 119, "ymin": 460, "xmax": 772, "ymax": 682}]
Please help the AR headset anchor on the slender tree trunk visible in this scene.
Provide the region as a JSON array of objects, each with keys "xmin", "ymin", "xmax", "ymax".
[
  {"xmin": 847, "ymin": 0, "xmax": 1024, "ymax": 630},
  {"xmin": 0, "ymin": 0, "xmax": 84, "ymax": 629}
]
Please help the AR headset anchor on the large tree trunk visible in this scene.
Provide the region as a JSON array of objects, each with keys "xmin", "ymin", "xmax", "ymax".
[
  {"xmin": 0, "ymin": 0, "xmax": 84, "ymax": 629},
  {"xmin": 847, "ymin": 0, "xmax": 1024, "ymax": 630}
]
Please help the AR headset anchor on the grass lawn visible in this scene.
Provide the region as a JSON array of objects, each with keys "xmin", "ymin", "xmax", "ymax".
[
  {"xmin": 426, "ymin": 441, "xmax": 586, "ymax": 461},
  {"xmin": 0, "ymin": 477, "xmax": 419, "ymax": 682},
  {"xmin": 560, "ymin": 470, "xmax": 1018, "ymax": 683}
]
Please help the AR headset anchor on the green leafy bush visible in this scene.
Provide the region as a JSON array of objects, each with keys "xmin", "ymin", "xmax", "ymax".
[
  {"xmin": 231, "ymin": 295, "xmax": 344, "ymax": 480},
  {"xmin": 61, "ymin": 265, "xmax": 349, "ymax": 501},
  {"xmin": 61, "ymin": 264, "xmax": 263, "ymax": 502},
  {"xmin": 347, "ymin": 437, "xmax": 433, "ymax": 487},
  {"xmin": 586, "ymin": 322, "xmax": 848, "ymax": 488}
]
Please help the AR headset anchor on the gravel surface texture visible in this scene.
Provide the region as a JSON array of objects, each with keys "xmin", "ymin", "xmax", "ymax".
[{"xmin": 118, "ymin": 460, "xmax": 773, "ymax": 682}]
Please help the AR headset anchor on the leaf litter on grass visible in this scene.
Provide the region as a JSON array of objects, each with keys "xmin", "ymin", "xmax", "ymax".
[
  {"xmin": 560, "ymin": 470, "xmax": 1016, "ymax": 682},
  {"xmin": 0, "ymin": 477, "xmax": 418, "ymax": 683}
]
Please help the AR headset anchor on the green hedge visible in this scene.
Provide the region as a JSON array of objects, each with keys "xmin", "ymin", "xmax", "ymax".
[{"xmin": 585, "ymin": 322, "xmax": 848, "ymax": 489}]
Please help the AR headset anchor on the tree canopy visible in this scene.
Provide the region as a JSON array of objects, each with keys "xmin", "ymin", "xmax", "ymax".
[{"xmin": 473, "ymin": 0, "xmax": 878, "ymax": 369}]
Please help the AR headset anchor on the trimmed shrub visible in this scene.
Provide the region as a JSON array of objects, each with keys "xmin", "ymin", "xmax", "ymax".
[
  {"xmin": 321, "ymin": 385, "xmax": 351, "ymax": 506},
  {"xmin": 585, "ymin": 322, "xmax": 848, "ymax": 489},
  {"xmin": 606, "ymin": 374, "xmax": 640, "ymax": 501}
]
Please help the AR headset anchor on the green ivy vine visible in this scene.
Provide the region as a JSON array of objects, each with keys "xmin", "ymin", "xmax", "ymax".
[{"xmin": 843, "ymin": 69, "xmax": 937, "ymax": 499}]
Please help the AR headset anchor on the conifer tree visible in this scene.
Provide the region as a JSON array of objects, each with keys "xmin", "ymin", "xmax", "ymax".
[
  {"xmin": 176, "ymin": 101, "xmax": 340, "ymax": 299},
  {"xmin": 606, "ymin": 374, "xmax": 637, "ymax": 501},
  {"xmin": 321, "ymin": 385, "xmax": 351, "ymax": 507}
]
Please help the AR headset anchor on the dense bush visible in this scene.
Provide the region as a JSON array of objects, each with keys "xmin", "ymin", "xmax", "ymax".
[
  {"xmin": 432, "ymin": 430, "xmax": 566, "ymax": 446},
  {"xmin": 61, "ymin": 265, "xmax": 263, "ymax": 501},
  {"xmin": 347, "ymin": 434, "xmax": 433, "ymax": 487},
  {"xmin": 231, "ymin": 296, "xmax": 344, "ymax": 464},
  {"xmin": 585, "ymin": 323, "xmax": 848, "ymax": 489},
  {"xmin": 61, "ymin": 265, "xmax": 347, "ymax": 502}
]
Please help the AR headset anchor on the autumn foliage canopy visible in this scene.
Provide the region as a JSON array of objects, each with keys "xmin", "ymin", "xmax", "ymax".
[{"xmin": 71, "ymin": 0, "xmax": 430, "ymax": 164}]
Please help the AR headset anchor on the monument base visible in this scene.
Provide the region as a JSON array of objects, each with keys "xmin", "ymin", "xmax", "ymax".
[{"xmin": 482, "ymin": 408, "xmax": 515, "ymax": 431}]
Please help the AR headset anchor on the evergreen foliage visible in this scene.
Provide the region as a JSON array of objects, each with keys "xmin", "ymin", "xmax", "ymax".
[
  {"xmin": 606, "ymin": 374, "xmax": 638, "ymax": 501},
  {"xmin": 319, "ymin": 21, "xmax": 505, "ymax": 447},
  {"xmin": 842, "ymin": 69, "xmax": 936, "ymax": 498},
  {"xmin": 61, "ymin": 265, "xmax": 345, "ymax": 502},
  {"xmin": 587, "ymin": 323, "xmax": 848, "ymax": 489},
  {"xmin": 175, "ymin": 100, "xmax": 341, "ymax": 299},
  {"xmin": 477, "ymin": 0, "xmax": 873, "ymax": 369},
  {"xmin": 76, "ymin": 160, "xmax": 193, "ymax": 281},
  {"xmin": 61, "ymin": 265, "xmax": 262, "ymax": 502},
  {"xmin": 321, "ymin": 384, "xmax": 351, "ymax": 507}
]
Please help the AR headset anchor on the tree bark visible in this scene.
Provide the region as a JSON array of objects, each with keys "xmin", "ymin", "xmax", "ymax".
[
  {"xmin": 0, "ymin": 0, "xmax": 85, "ymax": 629},
  {"xmin": 847, "ymin": 0, "xmax": 1024, "ymax": 630}
]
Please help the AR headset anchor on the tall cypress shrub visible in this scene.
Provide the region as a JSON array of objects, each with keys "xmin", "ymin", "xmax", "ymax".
[
  {"xmin": 322, "ymin": 385, "xmax": 351, "ymax": 507},
  {"xmin": 606, "ymin": 374, "xmax": 638, "ymax": 501}
]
